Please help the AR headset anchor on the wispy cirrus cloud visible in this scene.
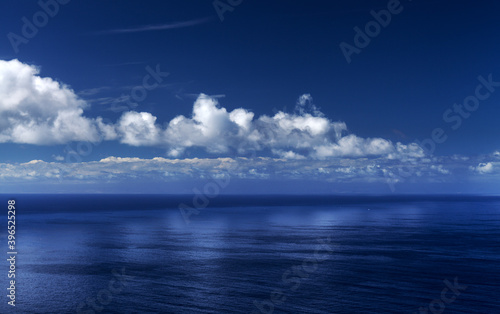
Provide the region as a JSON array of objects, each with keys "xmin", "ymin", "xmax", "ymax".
[{"xmin": 98, "ymin": 17, "xmax": 215, "ymax": 35}]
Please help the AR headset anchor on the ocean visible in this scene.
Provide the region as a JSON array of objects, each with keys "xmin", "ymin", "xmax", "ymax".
[{"xmin": 1, "ymin": 194, "xmax": 499, "ymax": 313}]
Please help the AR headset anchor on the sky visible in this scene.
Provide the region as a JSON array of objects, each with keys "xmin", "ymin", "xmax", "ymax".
[{"xmin": 0, "ymin": 0, "xmax": 499, "ymax": 194}]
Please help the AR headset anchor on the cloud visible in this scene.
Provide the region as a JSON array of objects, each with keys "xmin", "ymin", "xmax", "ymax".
[
  {"xmin": 430, "ymin": 165, "xmax": 450, "ymax": 175},
  {"xmin": 295, "ymin": 93, "xmax": 323, "ymax": 117},
  {"xmin": 0, "ymin": 59, "xmax": 425, "ymax": 161},
  {"xmin": 77, "ymin": 86, "xmax": 111, "ymax": 97},
  {"xmin": 0, "ymin": 154, "xmax": 497, "ymax": 188},
  {"xmin": 52, "ymin": 155, "xmax": 65, "ymax": 161},
  {"xmin": 0, "ymin": 59, "xmax": 101, "ymax": 144},
  {"xmin": 117, "ymin": 111, "xmax": 161, "ymax": 146},
  {"xmin": 120, "ymin": 93, "xmax": 422, "ymax": 160},
  {"xmin": 312, "ymin": 136, "xmax": 394, "ymax": 159},
  {"xmin": 98, "ymin": 17, "xmax": 214, "ymax": 35},
  {"xmin": 96, "ymin": 117, "xmax": 118, "ymax": 141},
  {"xmin": 472, "ymin": 162, "xmax": 494, "ymax": 174}
]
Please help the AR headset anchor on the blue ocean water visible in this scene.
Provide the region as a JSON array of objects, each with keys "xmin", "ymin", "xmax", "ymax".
[{"xmin": 1, "ymin": 194, "xmax": 499, "ymax": 313}]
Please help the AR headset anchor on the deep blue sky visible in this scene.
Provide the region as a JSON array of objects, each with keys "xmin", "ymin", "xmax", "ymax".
[{"xmin": 0, "ymin": 0, "xmax": 499, "ymax": 193}]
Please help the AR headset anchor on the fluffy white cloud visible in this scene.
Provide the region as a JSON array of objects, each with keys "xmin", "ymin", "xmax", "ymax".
[
  {"xmin": 472, "ymin": 162, "xmax": 494, "ymax": 174},
  {"xmin": 0, "ymin": 59, "xmax": 424, "ymax": 160},
  {"xmin": 0, "ymin": 59, "xmax": 101, "ymax": 144},
  {"xmin": 96, "ymin": 117, "xmax": 118, "ymax": 141},
  {"xmin": 52, "ymin": 155, "xmax": 65, "ymax": 161},
  {"xmin": 117, "ymin": 111, "xmax": 161, "ymax": 146},
  {"xmin": 312, "ymin": 136, "xmax": 393, "ymax": 159},
  {"xmin": 117, "ymin": 93, "xmax": 421, "ymax": 160},
  {"xmin": 163, "ymin": 95, "xmax": 245, "ymax": 155}
]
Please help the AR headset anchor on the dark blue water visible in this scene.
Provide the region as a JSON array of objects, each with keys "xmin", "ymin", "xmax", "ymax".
[{"xmin": 1, "ymin": 195, "xmax": 500, "ymax": 313}]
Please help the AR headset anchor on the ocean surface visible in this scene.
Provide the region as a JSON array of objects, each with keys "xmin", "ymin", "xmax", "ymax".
[{"xmin": 1, "ymin": 194, "xmax": 499, "ymax": 313}]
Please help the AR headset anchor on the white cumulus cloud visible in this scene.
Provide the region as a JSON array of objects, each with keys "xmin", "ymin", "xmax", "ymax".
[
  {"xmin": 0, "ymin": 59, "xmax": 426, "ymax": 161},
  {"xmin": 117, "ymin": 111, "xmax": 161, "ymax": 146},
  {"xmin": 118, "ymin": 93, "xmax": 418, "ymax": 160},
  {"xmin": 0, "ymin": 59, "xmax": 101, "ymax": 144},
  {"xmin": 472, "ymin": 162, "xmax": 494, "ymax": 174}
]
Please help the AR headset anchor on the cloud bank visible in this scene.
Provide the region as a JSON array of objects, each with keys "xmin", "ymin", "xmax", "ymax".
[
  {"xmin": 1, "ymin": 153, "xmax": 499, "ymax": 188},
  {"xmin": 0, "ymin": 59, "xmax": 424, "ymax": 160}
]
